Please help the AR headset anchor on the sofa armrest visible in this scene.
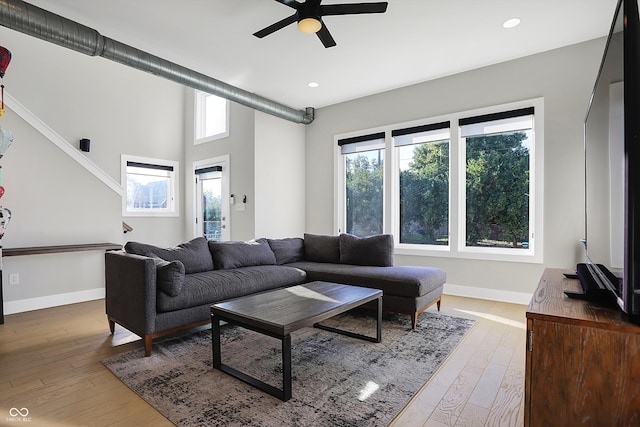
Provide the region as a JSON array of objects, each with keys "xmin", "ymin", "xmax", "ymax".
[{"xmin": 105, "ymin": 251, "xmax": 158, "ymax": 336}]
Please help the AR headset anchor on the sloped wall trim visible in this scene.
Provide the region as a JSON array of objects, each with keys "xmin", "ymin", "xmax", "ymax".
[{"xmin": 4, "ymin": 91, "xmax": 123, "ymax": 196}]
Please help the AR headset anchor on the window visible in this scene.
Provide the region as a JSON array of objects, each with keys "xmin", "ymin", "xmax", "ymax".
[
  {"xmin": 393, "ymin": 122, "xmax": 450, "ymax": 246},
  {"xmin": 335, "ymin": 98, "xmax": 544, "ymax": 263},
  {"xmin": 122, "ymin": 155, "xmax": 179, "ymax": 217},
  {"xmin": 338, "ymin": 132, "xmax": 385, "ymax": 237},
  {"xmin": 460, "ymin": 108, "xmax": 534, "ymax": 252},
  {"xmin": 194, "ymin": 90, "xmax": 229, "ymax": 144}
]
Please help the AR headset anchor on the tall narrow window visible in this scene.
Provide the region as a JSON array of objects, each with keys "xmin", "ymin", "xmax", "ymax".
[
  {"xmin": 460, "ymin": 108, "xmax": 534, "ymax": 251},
  {"xmin": 339, "ymin": 133, "xmax": 385, "ymax": 237},
  {"xmin": 393, "ymin": 122, "xmax": 450, "ymax": 246},
  {"xmin": 195, "ymin": 90, "xmax": 229, "ymax": 144},
  {"xmin": 122, "ymin": 155, "xmax": 179, "ymax": 216}
]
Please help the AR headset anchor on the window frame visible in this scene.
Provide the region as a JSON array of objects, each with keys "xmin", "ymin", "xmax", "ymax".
[
  {"xmin": 194, "ymin": 90, "xmax": 230, "ymax": 144},
  {"xmin": 335, "ymin": 98, "xmax": 544, "ymax": 263},
  {"xmin": 458, "ymin": 107, "xmax": 537, "ymax": 259},
  {"xmin": 393, "ymin": 121, "xmax": 452, "ymax": 251},
  {"xmin": 121, "ymin": 154, "xmax": 179, "ymax": 217},
  {"xmin": 335, "ymin": 128, "xmax": 389, "ymax": 237}
]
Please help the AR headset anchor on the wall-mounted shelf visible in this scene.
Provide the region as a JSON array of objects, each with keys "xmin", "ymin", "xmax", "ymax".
[
  {"xmin": 3, "ymin": 243, "xmax": 122, "ymax": 257},
  {"xmin": 0, "ymin": 242, "xmax": 122, "ymax": 325}
]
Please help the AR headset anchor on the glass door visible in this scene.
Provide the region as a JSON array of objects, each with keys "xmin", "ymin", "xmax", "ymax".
[{"xmin": 195, "ymin": 159, "xmax": 230, "ymax": 241}]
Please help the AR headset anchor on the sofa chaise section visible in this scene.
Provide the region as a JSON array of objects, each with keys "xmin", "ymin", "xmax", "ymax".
[
  {"xmin": 276, "ymin": 233, "xmax": 445, "ymax": 328},
  {"xmin": 286, "ymin": 261, "xmax": 444, "ymax": 328}
]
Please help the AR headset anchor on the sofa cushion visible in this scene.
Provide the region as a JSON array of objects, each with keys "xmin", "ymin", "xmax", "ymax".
[
  {"xmin": 267, "ymin": 237, "xmax": 304, "ymax": 265},
  {"xmin": 208, "ymin": 239, "xmax": 277, "ymax": 270},
  {"xmin": 156, "ymin": 265, "xmax": 307, "ymax": 312},
  {"xmin": 304, "ymin": 233, "xmax": 340, "ymax": 263},
  {"xmin": 286, "ymin": 261, "xmax": 445, "ymax": 298},
  {"xmin": 339, "ymin": 233, "xmax": 394, "ymax": 267},
  {"xmin": 153, "ymin": 258, "xmax": 185, "ymax": 297},
  {"xmin": 125, "ymin": 237, "xmax": 213, "ymax": 274}
]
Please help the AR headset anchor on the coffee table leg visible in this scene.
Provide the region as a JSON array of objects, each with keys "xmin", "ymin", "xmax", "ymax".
[
  {"xmin": 211, "ymin": 314, "xmax": 221, "ymax": 369},
  {"xmin": 314, "ymin": 295, "xmax": 383, "ymax": 343},
  {"xmin": 376, "ymin": 295, "xmax": 382, "ymax": 343},
  {"xmin": 282, "ymin": 334, "xmax": 292, "ymax": 401},
  {"xmin": 210, "ymin": 316, "xmax": 293, "ymax": 402}
]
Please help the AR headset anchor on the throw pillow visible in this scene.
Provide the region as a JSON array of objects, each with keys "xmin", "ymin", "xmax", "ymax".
[
  {"xmin": 304, "ymin": 233, "xmax": 340, "ymax": 263},
  {"xmin": 339, "ymin": 233, "xmax": 394, "ymax": 267},
  {"xmin": 153, "ymin": 258, "xmax": 185, "ymax": 297},
  {"xmin": 124, "ymin": 237, "xmax": 214, "ymax": 274},
  {"xmin": 208, "ymin": 238, "xmax": 277, "ymax": 269},
  {"xmin": 267, "ymin": 237, "xmax": 304, "ymax": 265}
]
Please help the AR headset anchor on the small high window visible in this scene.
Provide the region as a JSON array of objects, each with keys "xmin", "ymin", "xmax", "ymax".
[{"xmin": 195, "ymin": 90, "xmax": 229, "ymax": 144}]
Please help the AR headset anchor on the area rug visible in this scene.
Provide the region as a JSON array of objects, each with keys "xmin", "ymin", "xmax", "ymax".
[{"xmin": 102, "ymin": 310, "xmax": 474, "ymax": 427}]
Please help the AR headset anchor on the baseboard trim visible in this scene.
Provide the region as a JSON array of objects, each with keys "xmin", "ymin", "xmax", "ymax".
[
  {"xmin": 4, "ymin": 288, "xmax": 105, "ymax": 315},
  {"xmin": 444, "ymin": 283, "xmax": 532, "ymax": 306}
]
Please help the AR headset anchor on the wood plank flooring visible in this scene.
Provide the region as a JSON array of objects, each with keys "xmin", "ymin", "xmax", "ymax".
[{"xmin": 0, "ymin": 295, "xmax": 526, "ymax": 426}]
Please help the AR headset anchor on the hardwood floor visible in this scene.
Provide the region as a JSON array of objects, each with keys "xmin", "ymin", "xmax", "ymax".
[
  {"xmin": 389, "ymin": 296, "xmax": 526, "ymax": 426},
  {"xmin": 0, "ymin": 295, "xmax": 526, "ymax": 426}
]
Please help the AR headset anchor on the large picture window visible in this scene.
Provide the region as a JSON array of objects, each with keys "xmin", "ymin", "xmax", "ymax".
[
  {"xmin": 393, "ymin": 122, "xmax": 450, "ymax": 246},
  {"xmin": 122, "ymin": 155, "xmax": 179, "ymax": 217},
  {"xmin": 460, "ymin": 108, "xmax": 533, "ymax": 251},
  {"xmin": 335, "ymin": 99, "xmax": 543, "ymax": 263}
]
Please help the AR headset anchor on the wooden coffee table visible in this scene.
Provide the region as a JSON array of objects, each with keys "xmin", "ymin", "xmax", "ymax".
[{"xmin": 210, "ymin": 281, "xmax": 382, "ymax": 401}]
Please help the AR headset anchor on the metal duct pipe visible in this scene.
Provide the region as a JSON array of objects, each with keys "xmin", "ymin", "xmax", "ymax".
[{"xmin": 0, "ymin": 0, "xmax": 315, "ymax": 124}]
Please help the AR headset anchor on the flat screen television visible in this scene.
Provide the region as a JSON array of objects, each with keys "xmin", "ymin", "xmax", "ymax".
[{"xmin": 582, "ymin": 0, "xmax": 640, "ymax": 321}]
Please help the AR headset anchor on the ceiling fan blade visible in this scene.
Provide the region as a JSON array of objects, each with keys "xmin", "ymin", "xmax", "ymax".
[
  {"xmin": 316, "ymin": 23, "xmax": 336, "ymax": 48},
  {"xmin": 275, "ymin": 0, "xmax": 302, "ymax": 10},
  {"xmin": 321, "ymin": 2, "xmax": 388, "ymax": 16},
  {"xmin": 253, "ymin": 13, "xmax": 298, "ymax": 38}
]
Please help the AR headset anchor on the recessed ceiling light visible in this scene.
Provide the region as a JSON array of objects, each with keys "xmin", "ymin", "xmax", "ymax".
[
  {"xmin": 308, "ymin": 82, "xmax": 319, "ymax": 88},
  {"xmin": 503, "ymin": 18, "xmax": 521, "ymax": 29}
]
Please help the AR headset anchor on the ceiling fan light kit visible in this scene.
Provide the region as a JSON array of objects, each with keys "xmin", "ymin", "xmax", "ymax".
[
  {"xmin": 254, "ymin": 0, "xmax": 388, "ymax": 48},
  {"xmin": 298, "ymin": 17, "xmax": 322, "ymax": 33}
]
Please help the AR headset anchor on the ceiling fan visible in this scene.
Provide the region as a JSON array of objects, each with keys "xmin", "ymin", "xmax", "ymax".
[{"xmin": 253, "ymin": 0, "xmax": 389, "ymax": 48}]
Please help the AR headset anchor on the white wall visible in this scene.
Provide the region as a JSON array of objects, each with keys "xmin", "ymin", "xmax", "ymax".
[
  {"xmin": 0, "ymin": 27, "xmax": 185, "ymax": 312},
  {"xmin": 183, "ymin": 90, "xmax": 257, "ymax": 242},
  {"xmin": 304, "ymin": 39, "xmax": 606, "ymax": 299},
  {"xmin": 254, "ymin": 111, "xmax": 305, "ymax": 238}
]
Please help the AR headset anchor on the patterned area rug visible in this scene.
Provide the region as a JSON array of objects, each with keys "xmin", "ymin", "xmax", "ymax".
[{"xmin": 102, "ymin": 310, "xmax": 474, "ymax": 427}]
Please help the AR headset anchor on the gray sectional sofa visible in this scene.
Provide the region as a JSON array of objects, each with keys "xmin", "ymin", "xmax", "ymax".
[{"xmin": 105, "ymin": 233, "xmax": 445, "ymax": 356}]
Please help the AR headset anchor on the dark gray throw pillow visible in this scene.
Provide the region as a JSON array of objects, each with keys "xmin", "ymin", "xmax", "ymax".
[
  {"xmin": 124, "ymin": 237, "xmax": 213, "ymax": 274},
  {"xmin": 267, "ymin": 237, "xmax": 304, "ymax": 265},
  {"xmin": 153, "ymin": 258, "xmax": 185, "ymax": 297},
  {"xmin": 208, "ymin": 239, "xmax": 277, "ymax": 269},
  {"xmin": 304, "ymin": 233, "xmax": 340, "ymax": 263},
  {"xmin": 339, "ymin": 233, "xmax": 394, "ymax": 267}
]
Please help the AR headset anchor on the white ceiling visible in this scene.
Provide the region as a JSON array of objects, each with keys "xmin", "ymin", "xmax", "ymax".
[{"xmin": 27, "ymin": 0, "xmax": 618, "ymax": 110}]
